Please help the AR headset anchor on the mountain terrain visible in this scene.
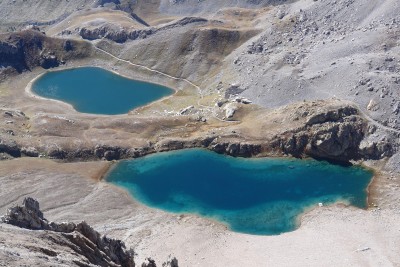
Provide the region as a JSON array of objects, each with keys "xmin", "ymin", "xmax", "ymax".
[{"xmin": 0, "ymin": 0, "xmax": 400, "ymax": 266}]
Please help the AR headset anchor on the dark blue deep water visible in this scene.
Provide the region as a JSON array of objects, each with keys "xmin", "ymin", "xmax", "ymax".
[
  {"xmin": 106, "ymin": 149, "xmax": 373, "ymax": 235},
  {"xmin": 32, "ymin": 67, "xmax": 173, "ymax": 115}
]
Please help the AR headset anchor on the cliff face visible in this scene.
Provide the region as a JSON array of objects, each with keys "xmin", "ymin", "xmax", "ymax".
[
  {"xmin": 0, "ymin": 28, "xmax": 92, "ymax": 75},
  {"xmin": 273, "ymin": 106, "xmax": 367, "ymax": 160},
  {"xmin": 0, "ymin": 198, "xmax": 178, "ymax": 267},
  {"xmin": 0, "ymin": 36, "xmax": 29, "ymax": 73},
  {"xmin": 1, "ymin": 197, "xmax": 135, "ymax": 267},
  {"xmin": 0, "ymin": 99, "xmax": 394, "ymax": 163},
  {"xmin": 78, "ymin": 17, "xmax": 208, "ymax": 43}
]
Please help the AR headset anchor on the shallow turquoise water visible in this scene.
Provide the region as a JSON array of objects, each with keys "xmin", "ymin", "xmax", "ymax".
[
  {"xmin": 32, "ymin": 67, "xmax": 173, "ymax": 115},
  {"xmin": 106, "ymin": 149, "xmax": 373, "ymax": 235}
]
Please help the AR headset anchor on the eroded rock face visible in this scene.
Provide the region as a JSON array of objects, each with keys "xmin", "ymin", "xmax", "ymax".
[
  {"xmin": 0, "ymin": 29, "xmax": 92, "ymax": 75},
  {"xmin": 209, "ymin": 141, "xmax": 262, "ymax": 157},
  {"xmin": 141, "ymin": 257, "xmax": 178, "ymax": 267},
  {"xmin": 1, "ymin": 197, "xmax": 45, "ymax": 229},
  {"xmin": 273, "ymin": 105, "xmax": 389, "ymax": 161},
  {"xmin": 0, "ymin": 101, "xmax": 394, "ymax": 163},
  {"xmin": 1, "ymin": 198, "xmax": 180, "ymax": 267},
  {"xmin": 1, "ymin": 197, "xmax": 135, "ymax": 267},
  {"xmin": 0, "ymin": 138, "xmax": 21, "ymax": 158},
  {"xmin": 141, "ymin": 258, "xmax": 157, "ymax": 267},
  {"xmin": 305, "ymin": 106, "xmax": 358, "ymax": 126},
  {"xmin": 79, "ymin": 17, "xmax": 207, "ymax": 43},
  {"xmin": 358, "ymin": 138, "xmax": 394, "ymax": 159},
  {"xmin": 306, "ymin": 118, "xmax": 365, "ymax": 159}
]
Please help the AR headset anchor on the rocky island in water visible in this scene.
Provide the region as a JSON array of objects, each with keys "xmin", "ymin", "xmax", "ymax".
[{"xmin": 0, "ymin": 0, "xmax": 400, "ymax": 266}]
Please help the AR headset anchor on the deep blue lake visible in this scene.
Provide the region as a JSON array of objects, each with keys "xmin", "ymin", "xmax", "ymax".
[
  {"xmin": 32, "ymin": 67, "xmax": 173, "ymax": 115},
  {"xmin": 106, "ymin": 149, "xmax": 373, "ymax": 235}
]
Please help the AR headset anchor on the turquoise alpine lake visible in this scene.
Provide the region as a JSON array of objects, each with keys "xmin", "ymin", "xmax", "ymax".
[
  {"xmin": 106, "ymin": 149, "xmax": 373, "ymax": 235},
  {"xmin": 31, "ymin": 67, "xmax": 174, "ymax": 115}
]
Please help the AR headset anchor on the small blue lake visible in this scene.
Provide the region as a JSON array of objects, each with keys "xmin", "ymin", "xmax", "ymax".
[
  {"xmin": 32, "ymin": 67, "xmax": 174, "ymax": 115},
  {"xmin": 106, "ymin": 149, "xmax": 373, "ymax": 235}
]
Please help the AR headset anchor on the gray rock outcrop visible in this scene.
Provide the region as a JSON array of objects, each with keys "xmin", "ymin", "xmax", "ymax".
[
  {"xmin": 1, "ymin": 197, "xmax": 135, "ymax": 267},
  {"xmin": 0, "ymin": 138, "xmax": 21, "ymax": 158},
  {"xmin": 272, "ymin": 104, "xmax": 395, "ymax": 161},
  {"xmin": 79, "ymin": 17, "xmax": 207, "ymax": 43},
  {"xmin": 141, "ymin": 257, "xmax": 178, "ymax": 267},
  {"xmin": 0, "ymin": 29, "xmax": 92, "ymax": 75},
  {"xmin": 1, "ymin": 197, "xmax": 180, "ymax": 267}
]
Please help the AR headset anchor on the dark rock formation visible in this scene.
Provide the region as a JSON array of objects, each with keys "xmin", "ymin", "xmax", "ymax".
[
  {"xmin": 0, "ymin": 28, "xmax": 92, "ymax": 75},
  {"xmin": 141, "ymin": 257, "xmax": 178, "ymax": 267},
  {"xmin": 162, "ymin": 257, "xmax": 179, "ymax": 267},
  {"xmin": 1, "ymin": 197, "xmax": 135, "ymax": 267},
  {"xmin": 0, "ymin": 101, "xmax": 393, "ymax": 163},
  {"xmin": 0, "ymin": 138, "xmax": 21, "ymax": 158},
  {"xmin": 94, "ymin": 145, "xmax": 129, "ymax": 160},
  {"xmin": 1, "ymin": 198, "xmax": 179, "ymax": 267},
  {"xmin": 358, "ymin": 138, "xmax": 394, "ymax": 160},
  {"xmin": 79, "ymin": 17, "xmax": 207, "ymax": 43},
  {"xmin": 20, "ymin": 146, "xmax": 39, "ymax": 157},
  {"xmin": 98, "ymin": 0, "xmax": 121, "ymax": 6},
  {"xmin": 141, "ymin": 258, "xmax": 157, "ymax": 267},
  {"xmin": 209, "ymin": 141, "xmax": 262, "ymax": 157},
  {"xmin": 306, "ymin": 118, "xmax": 365, "ymax": 159},
  {"xmin": 80, "ymin": 26, "xmax": 133, "ymax": 43},
  {"xmin": 271, "ymin": 105, "xmax": 391, "ymax": 161},
  {"xmin": 305, "ymin": 106, "xmax": 358, "ymax": 126}
]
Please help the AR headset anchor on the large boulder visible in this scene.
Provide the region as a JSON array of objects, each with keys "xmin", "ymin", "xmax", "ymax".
[
  {"xmin": 0, "ymin": 138, "xmax": 21, "ymax": 158},
  {"xmin": 275, "ymin": 105, "xmax": 378, "ymax": 161}
]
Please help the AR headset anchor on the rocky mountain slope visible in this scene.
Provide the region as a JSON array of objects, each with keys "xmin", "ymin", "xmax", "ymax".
[
  {"xmin": 26, "ymin": 0, "xmax": 398, "ymax": 133},
  {"xmin": 0, "ymin": 0, "xmax": 287, "ymax": 31},
  {"xmin": 0, "ymin": 0, "xmax": 398, "ymax": 164},
  {"xmin": 0, "ymin": 27, "xmax": 92, "ymax": 79},
  {"xmin": 223, "ymin": 0, "xmax": 400, "ymax": 131},
  {"xmin": 4, "ymin": 0, "xmax": 398, "ymax": 112},
  {"xmin": 0, "ymin": 197, "xmax": 178, "ymax": 267},
  {"xmin": 0, "ymin": 0, "xmax": 400, "ymax": 265}
]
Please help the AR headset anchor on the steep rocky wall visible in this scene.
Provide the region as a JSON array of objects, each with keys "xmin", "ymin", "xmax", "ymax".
[{"xmin": 0, "ymin": 28, "xmax": 93, "ymax": 74}]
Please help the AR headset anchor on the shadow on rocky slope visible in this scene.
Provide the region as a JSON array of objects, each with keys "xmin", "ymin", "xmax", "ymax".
[{"xmin": 0, "ymin": 27, "xmax": 92, "ymax": 78}]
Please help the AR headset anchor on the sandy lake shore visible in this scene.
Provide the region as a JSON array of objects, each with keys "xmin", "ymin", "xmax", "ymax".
[{"xmin": 1, "ymin": 157, "xmax": 399, "ymax": 266}]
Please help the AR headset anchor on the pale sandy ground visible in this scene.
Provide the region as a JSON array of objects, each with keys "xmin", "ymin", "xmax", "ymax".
[
  {"xmin": 0, "ymin": 158, "xmax": 399, "ymax": 267},
  {"xmin": 136, "ymin": 207, "xmax": 400, "ymax": 267}
]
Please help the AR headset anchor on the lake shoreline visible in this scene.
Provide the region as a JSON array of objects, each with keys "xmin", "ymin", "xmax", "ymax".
[
  {"xmin": 2, "ymin": 156, "xmax": 397, "ymax": 266},
  {"xmin": 28, "ymin": 66, "xmax": 175, "ymax": 115},
  {"xmin": 102, "ymin": 149, "xmax": 373, "ymax": 235},
  {"xmin": 1, "ymin": 55, "xmax": 398, "ymax": 266}
]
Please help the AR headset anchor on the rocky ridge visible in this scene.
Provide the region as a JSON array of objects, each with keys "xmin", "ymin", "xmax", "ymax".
[
  {"xmin": 78, "ymin": 17, "xmax": 208, "ymax": 43},
  {"xmin": 0, "ymin": 28, "xmax": 92, "ymax": 77},
  {"xmin": 273, "ymin": 105, "xmax": 368, "ymax": 160},
  {"xmin": 0, "ymin": 1, "xmax": 399, "ymax": 266},
  {"xmin": 0, "ymin": 197, "xmax": 178, "ymax": 267},
  {"xmin": 0, "ymin": 101, "xmax": 395, "ymax": 163}
]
